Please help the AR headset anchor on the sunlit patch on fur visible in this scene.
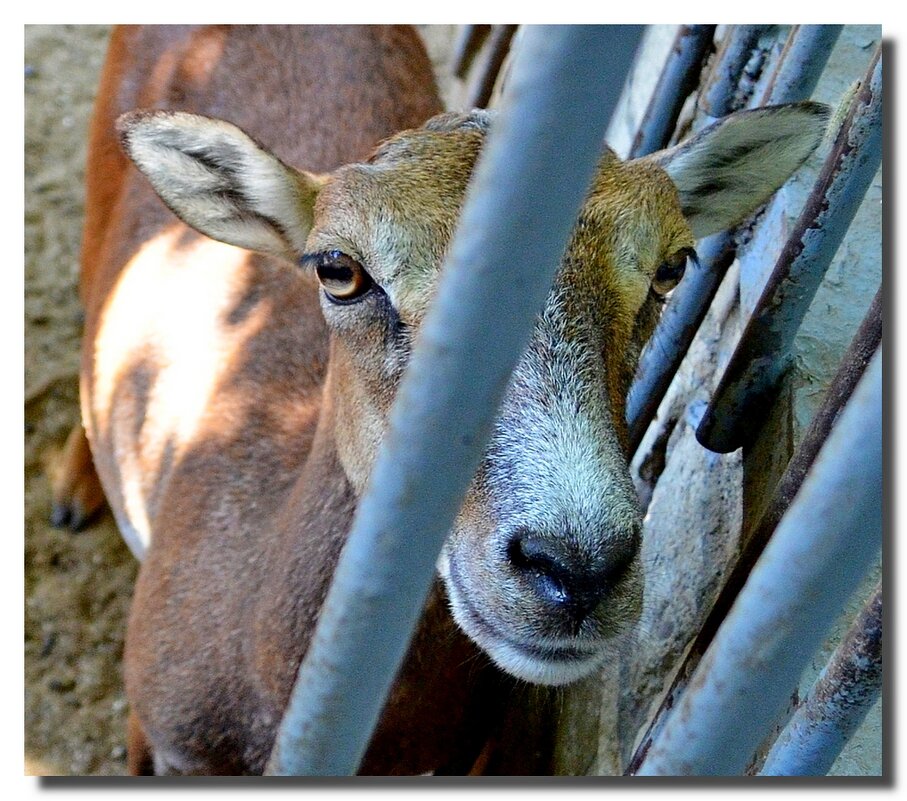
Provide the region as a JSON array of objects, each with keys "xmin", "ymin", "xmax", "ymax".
[{"xmin": 93, "ymin": 227, "xmax": 271, "ymax": 555}]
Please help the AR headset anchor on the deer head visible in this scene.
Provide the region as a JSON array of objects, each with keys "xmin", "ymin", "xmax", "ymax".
[{"xmin": 118, "ymin": 101, "xmax": 828, "ymax": 686}]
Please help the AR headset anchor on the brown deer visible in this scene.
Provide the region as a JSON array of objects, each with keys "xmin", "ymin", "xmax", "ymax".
[{"xmin": 51, "ymin": 24, "xmax": 829, "ymax": 775}]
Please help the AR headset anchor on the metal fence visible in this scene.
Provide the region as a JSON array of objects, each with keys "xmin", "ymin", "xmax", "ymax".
[{"xmin": 267, "ymin": 25, "xmax": 882, "ymax": 777}]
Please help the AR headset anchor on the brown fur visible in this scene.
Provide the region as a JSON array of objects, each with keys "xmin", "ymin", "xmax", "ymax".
[{"xmin": 67, "ymin": 25, "xmax": 525, "ymax": 775}]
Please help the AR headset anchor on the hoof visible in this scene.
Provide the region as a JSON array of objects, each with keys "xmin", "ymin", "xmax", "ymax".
[
  {"xmin": 49, "ymin": 500, "xmax": 95, "ymax": 532},
  {"xmin": 49, "ymin": 422, "xmax": 107, "ymax": 532}
]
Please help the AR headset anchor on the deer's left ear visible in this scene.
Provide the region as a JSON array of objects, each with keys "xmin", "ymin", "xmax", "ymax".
[{"xmin": 644, "ymin": 102, "xmax": 830, "ymax": 239}]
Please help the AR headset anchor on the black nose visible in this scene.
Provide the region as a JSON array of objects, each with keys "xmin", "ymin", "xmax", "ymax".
[{"xmin": 506, "ymin": 526, "xmax": 639, "ymax": 630}]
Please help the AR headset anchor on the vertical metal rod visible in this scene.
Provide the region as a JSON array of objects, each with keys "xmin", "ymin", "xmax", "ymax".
[
  {"xmin": 696, "ymin": 45, "xmax": 883, "ymax": 453},
  {"xmin": 626, "ymin": 24, "xmax": 843, "ymax": 455},
  {"xmin": 626, "ymin": 231, "xmax": 735, "ymax": 453},
  {"xmin": 626, "ymin": 288, "xmax": 881, "ymax": 773},
  {"xmin": 264, "ymin": 25, "xmax": 644, "ymax": 776},
  {"xmin": 628, "ymin": 25, "xmax": 716, "ymax": 158},
  {"xmin": 636, "ymin": 348, "xmax": 882, "ymax": 776},
  {"xmin": 744, "ymin": 287, "xmax": 881, "ymax": 541},
  {"xmin": 466, "ymin": 24, "xmax": 519, "ymax": 109},
  {"xmin": 759, "ymin": 582, "xmax": 883, "ymax": 776},
  {"xmin": 452, "ymin": 24, "xmax": 491, "ymax": 79}
]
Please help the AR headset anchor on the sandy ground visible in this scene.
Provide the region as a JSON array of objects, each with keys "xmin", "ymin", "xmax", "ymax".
[
  {"xmin": 24, "ymin": 24, "xmax": 461, "ymax": 777},
  {"xmin": 25, "ymin": 24, "xmax": 135, "ymax": 776}
]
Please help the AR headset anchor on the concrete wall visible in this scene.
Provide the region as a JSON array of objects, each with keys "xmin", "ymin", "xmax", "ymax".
[{"xmin": 554, "ymin": 24, "xmax": 882, "ymax": 777}]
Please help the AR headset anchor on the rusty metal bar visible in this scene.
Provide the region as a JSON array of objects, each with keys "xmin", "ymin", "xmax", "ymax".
[
  {"xmin": 636, "ymin": 348, "xmax": 882, "ymax": 776},
  {"xmin": 466, "ymin": 24, "xmax": 519, "ymax": 108},
  {"xmin": 759, "ymin": 581, "xmax": 883, "ymax": 776},
  {"xmin": 626, "ymin": 288, "xmax": 882, "ymax": 774},
  {"xmin": 626, "ymin": 25, "xmax": 843, "ymax": 455},
  {"xmin": 698, "ymin": 25, "xmax": 770, "ymax": 120},
  {"xmin": 696, "ymin": 44, "xmax": 883, "ymax": 453},
  {"xmin": 264, "ymin": 25, "xmax": 644, "ymax": 776},
  {"xmin": 761, "ymin": 25, "xmax": 844, "ymax": 105},
  {"xmin": 744, "ymin": 287, "xmax": 881, "ymax": 541},
  {"xmin": 452, "ymin": 24, "xmax": 491, "ymax": 79},
  {"xmin": 628, "ymin": 25, "xmax": 716, "ymax": 158}
]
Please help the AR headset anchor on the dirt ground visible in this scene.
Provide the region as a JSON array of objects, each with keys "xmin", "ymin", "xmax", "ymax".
[
  {"xmin": 25, "ymin": 24, "xmax": 135, "ymax": 777},
  {"xmin": 24, "ymin": 24, "xmax": 460, "ymax": 777}
]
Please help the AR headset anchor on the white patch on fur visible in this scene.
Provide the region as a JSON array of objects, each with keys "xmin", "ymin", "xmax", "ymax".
[
  {"xmin": 437, "ymin": 307, "xmax": 640, "ymax": 686},
  {"xmin": 493, "ymin": 329, "xmax": 639, "ymax": 542},
  {"xmin": 438, "ymin": 553, "xmax": 608, "ymax": 686},
  {"xmin": 110, "ymin": 507, "xmax": 148, "ymax": 561}
]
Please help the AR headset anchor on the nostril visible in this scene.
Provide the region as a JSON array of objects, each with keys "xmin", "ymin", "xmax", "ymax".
[
  {"xmin": 506, "ymin": 525, "xmax": 641, "ymax": 627},
  {"xmin": 506, "ymin": 530, "xmax": 603, "ymax": 623},
  {"xmin": 507, "ymin": 530, "xmax": 563, "ymax": 576},
  {"xmin": 507, "ymin": 531, "xmax": 572, "ymax": 602}
]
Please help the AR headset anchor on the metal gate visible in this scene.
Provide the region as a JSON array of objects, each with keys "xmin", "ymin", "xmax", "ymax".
[{"xmin": 266, "ymin": 25, "xmax": 883, "ymax": 777}]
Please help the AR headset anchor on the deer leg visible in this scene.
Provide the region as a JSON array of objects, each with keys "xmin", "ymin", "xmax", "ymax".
[
  {"xmin": 50, "ymin": 421, "xmax": 106, "ymax": 531},
  {"xmin": 126, "ymin": 709, "xmax": 155, "ymax": 775}
]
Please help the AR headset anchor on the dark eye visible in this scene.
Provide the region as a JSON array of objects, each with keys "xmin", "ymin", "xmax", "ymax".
[
  {"xmin": 652, "ymin": 248, "xmax": 696, "ymax": 297},
  {"xmin": 313, "ymin": 250, "xmax": 374, "ymax": 302}
]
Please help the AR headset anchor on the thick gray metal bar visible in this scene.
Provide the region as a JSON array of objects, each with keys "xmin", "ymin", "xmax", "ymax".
[
  {"xmin": 628, "ymin": 25, "xmax": 715, "ymax": 158},
  {"xmin": 626, "ymin": 289, "xmax": 881, "ymax": 774},
  {"xmin": 745, "ymin": 287, "xmax": 881, "ymax": 541},
  {"xmin": 697, "ymin": 45, "xmax": 882, "ymax": 453},
  {"xmin": 760, "ymin": 582, "xmax": 883, "ymax": 776},
  {"xmin": 636, "ymin": 348, "xmax": 882, "ymax": 776},
  {"xmin": 626, "ymin": 25, "xmax": 843, "ymax": 455},
  {"xmin": 264, "ymin": 25, "xmax": 644, "ymax": 776},
  {"xmin": 626, "ymin": 232, "xmax": 734, "ymax": 453}
]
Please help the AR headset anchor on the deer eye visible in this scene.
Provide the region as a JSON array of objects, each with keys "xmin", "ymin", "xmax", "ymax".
[
  {"xmin": 651, "ymin": 248, "xmax": 696, "ymax": 297},
  {"xmin": 312, "ymin": 250, "xmax": 374, "ymax": 302}
]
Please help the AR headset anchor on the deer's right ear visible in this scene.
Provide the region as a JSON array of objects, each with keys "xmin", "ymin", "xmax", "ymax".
[{"xmin": 117, "ymin": 110, "xmax": 324, "ymax": 261}]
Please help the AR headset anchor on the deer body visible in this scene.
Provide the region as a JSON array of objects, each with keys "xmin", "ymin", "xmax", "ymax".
[
  {"xmin": 76, "ymin": 25, "xmax": 501, "ymax": 775},
  {"xmin": 60, "ymin": 24, "xmax": 828, "ymax": 775}
]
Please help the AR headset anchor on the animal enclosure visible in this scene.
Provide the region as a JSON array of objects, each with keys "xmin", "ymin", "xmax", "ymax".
[{"xmin": 24, "ymin": 24, "xmax": 882, "ymax": 777}]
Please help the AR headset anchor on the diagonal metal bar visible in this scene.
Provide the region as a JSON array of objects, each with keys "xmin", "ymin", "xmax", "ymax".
[
  {"xmin": 759, "ymin": 581, "xmax": 883, "ymax": 776},
  {"xmin": 628, "ymin": 24, "xmax": 716, "ymax": 158},
  {"xmin": 626, "ymin": 24, "xmax": 845, "ymax": 456},
  {"xmin": 466, "ymin": 24, "xmax": 519, "ymax": 109},
  {"xmin": 760, "ymin": 25, "xmax": 845, "ymax": 106},
  {"xmin": 636, "ymin": 348, "xmax": 882, "ymax": 776},
  {"xmin": 698, "ymin": 25, "xmax": 770, "ymax": 119},
  {"xmin": 264, "ymin": 25, "xmax": 644, "ymax": 776},
  {"xmin": 452, "ymin": 24, "xmax": 491, "ymax": 79},
  {"xmin": 696, "ymin": 44, "xmax": 882, "ymax": 453},
  {"xmin": 626, "ymin": 287, "xmax": 881, "ymax": 774},
  {"xmin": 626, "ymin": 231, "xmax": 735, "ymax": 453}
]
